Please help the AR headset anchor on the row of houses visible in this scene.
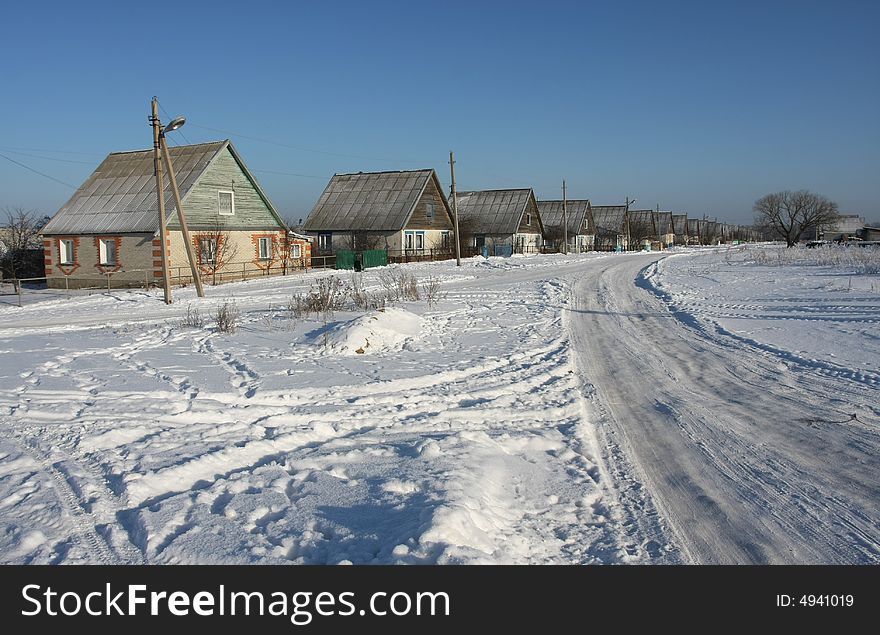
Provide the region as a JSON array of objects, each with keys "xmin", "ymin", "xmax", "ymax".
[
  {"xmin": 301, "ymin": 169, "xmax": 759, "ymax": 257},
  {"xmin": 35, "ymin": 139, "xmax": 757, "ymax": 289}
]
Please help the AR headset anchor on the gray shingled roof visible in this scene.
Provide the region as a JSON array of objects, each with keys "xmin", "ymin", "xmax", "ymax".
[
  {"xmin": 628, "ymin": 210, "xmax": 656, "ymax": 231},
  {"xmin": 455, "ymin": 189, "xmax": 539, "ymax": 235},
  {"xmin": 672, "ymin": 214, "xmax": 688, "ymax": 235},
  {"xmin": 537, "ymin": 200, "xmax": 591, "ymax": 235},
  {"xmin": 655, "ymin": 211, "xmax": 673, "ymax": 235},
  {"xmin": 591, "ymin": 205, "xmax": 627, "ymax": 235},
  {"xmin": 303, "ymin": 169, "xmax": 447, "ymax": 232},
  {"xmin": 41, "ymin": 141, "xmax": 229, "ymax": 235}
]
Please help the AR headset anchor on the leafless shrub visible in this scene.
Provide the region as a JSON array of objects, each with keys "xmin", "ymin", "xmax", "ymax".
[
  {"xmin": 287, "ymin": 276, "xmax": 351, "ymax": 320},
  {"xmin": 378, "ymin": 268, "xmax": 421, "ymax": 301},
  {"xmin": 421, "ymin": 276, "xmax": 444, "ymax": 308},
  {"xmin": 179, "ymin": 304, "xmax": 204, "ymax": 328},
  {"xmin": 350, "ymin": 272, "xmax": 388, "ymax": 310},
  {"xmin": 349, "ymin": 272, "xmax": 369, "ymax": 309},
  {"xmin": 215, "ymin": 300, "xmax": 240, "ymax": 333},
  {"xmin": 749, "ymin": 244, "xmax": 880, "ymax": 274}
]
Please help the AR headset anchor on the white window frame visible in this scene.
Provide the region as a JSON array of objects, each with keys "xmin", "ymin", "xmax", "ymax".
[
  {"xmin": 318, "ymin": 234, "xmax": 332, "ymax": 251},
  {"xmin": 60, "ymin": 239, "xmax": 75, "ymax": 264},
  {"xmin": 525, "ymin": 213, "xmax": 532, "ymax": 226},
  {"xmin": 218, "ymin": 190, "xmax": 235, "ymax": 216},
  {"xmin": 99, "ymin": 238, "xmax": 117, "ymax": 265},
  {"xmin": 199, "ymin": 238, "xmax": 217, "ymax": 265},
  {"xmin": 258, "ymin": 237, "xmax": 272, "ymax": 260},
  {"xmin": 290, "ymin": 243, "xmax": 302, "ymax": 259},
  {"xmin": 404, "ymin": 230, "xmax": 425, "ymax": 251}
]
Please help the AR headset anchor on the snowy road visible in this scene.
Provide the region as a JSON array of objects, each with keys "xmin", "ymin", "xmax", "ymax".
[
  {"xmin": 1, "ymin": 248, "xmax": 877, "ymax": 564},
  {"xmin": 568, "ymin": 253, "xmax": 880, "ymax": 564}
]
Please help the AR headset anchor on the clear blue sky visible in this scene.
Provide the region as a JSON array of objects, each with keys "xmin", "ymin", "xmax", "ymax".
[{"xmin": 1, "ymin": 0, "xmax": 877, "ymax": 225}]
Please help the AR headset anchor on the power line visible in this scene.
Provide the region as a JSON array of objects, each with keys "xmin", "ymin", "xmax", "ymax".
[
  {"xmin": 0, "ymin": 147, "xmax": 94, "ymax": 165},
  {"xmin": 251, "ymin": 168, "xmax": 328, "ymax": 180},
  {"xmin": 0, "ymin": 145, "xmax": 102, "ymax": 157},
  {"xmin": 156, "ymin": 99, "xmax": 193, "ymax": 145},
  {"xmin": 187, "ymin": 122, "xmax": 428, "ymax": 165},
  {"xmin": 0, "ymin": 152, "xmax": 78, "ymax": 189}
]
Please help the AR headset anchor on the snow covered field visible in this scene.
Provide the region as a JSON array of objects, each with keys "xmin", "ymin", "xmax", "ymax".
[{"xmin": 1, "ymin": 246, "xmax": 877, "ymax": 564}]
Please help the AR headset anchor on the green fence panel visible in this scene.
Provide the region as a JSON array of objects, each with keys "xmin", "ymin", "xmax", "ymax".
[
  {"xmin": 335, "ymin": 250, "xmax": 355, "ymax": 270},
  {"xmin": 362, "ymin": 249, "xmax": 387, "ymax": 269}
]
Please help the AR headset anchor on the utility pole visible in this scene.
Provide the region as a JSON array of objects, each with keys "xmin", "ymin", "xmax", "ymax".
[
  {"xmin": 625, "ymin": 196, "xmax": 632, "ymax": 252},
  {"xmin": 562, "ymin": 179, "xmax": 568, "ymax": 255},
  {"xmin": 449, "ymin": 151, "xmax": 461, "ymax": 267},
  {"xmin": 159, "ymin": 133, "xmax": 205, "ymax": 297},
  {"xmin": 150, "ymin": 97, "xmax": 172, "ymax": 304}
]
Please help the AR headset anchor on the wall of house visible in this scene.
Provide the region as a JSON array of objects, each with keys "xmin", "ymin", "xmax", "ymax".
[
  {"xmin": 516, "ymin": 197, "xmax": 542, "ymax": 236},
  {"xmin": 168, "ymin": 228, "xmax": 310, "ymax": 285},
  {"xmin": 389, "ymin": 228, "xmax": 454, "ymax": 253},
  {"xmin": 404, "ymin": 178, "xmax": 453, "ymax": 232},
  {"xmin": 167, "ymin": 148, "xmax": 281, "ymax": 231},
  {"xmin": 43, "ymin": 229, "xmax": 310, "ymax": 289},
  {"xmin": 44, "ymin": 233, "xmax": 156, "ymax": 288}
]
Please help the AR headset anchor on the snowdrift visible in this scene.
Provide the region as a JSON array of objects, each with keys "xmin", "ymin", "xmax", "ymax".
[{"xmin": 318, "ymin": 308, "xmax": 423, "ymax": 355}]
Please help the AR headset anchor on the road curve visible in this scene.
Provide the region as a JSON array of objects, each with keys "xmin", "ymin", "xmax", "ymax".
[{"xmin": 567, "ymin": 253, "xmax": 880, "ymax": 564}]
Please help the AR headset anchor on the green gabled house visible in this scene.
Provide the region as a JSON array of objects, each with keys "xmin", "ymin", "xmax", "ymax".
[{"xmin": 40, "ymin": 140, "xmax": 310, "ymax": 288}]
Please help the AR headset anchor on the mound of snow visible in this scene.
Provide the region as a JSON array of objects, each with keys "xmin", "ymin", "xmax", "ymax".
[{"xmin": 320, "ymin": 308, "xmax": 423, "ymax": 355}]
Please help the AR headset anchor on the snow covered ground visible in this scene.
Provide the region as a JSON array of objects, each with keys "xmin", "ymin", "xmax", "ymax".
[{"xmin": 1, "ymin": 246, "xmax": 877, "ymax": 564}]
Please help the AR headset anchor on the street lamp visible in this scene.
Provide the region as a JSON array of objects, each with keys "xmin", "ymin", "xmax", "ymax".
[{"xmin": 150, "ymin": 98, "xmax": 204, "ymax": 301}]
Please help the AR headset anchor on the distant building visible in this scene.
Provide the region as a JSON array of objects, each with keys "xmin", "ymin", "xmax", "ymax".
[
  {"xmin": 591, "ymin": 205, "xmax": 628, "ymax": 251},
  {"xmin": 537, "ymin": 199, "xmax": 593, "ymax": 252},
  {"xmin": 303, "ymin": 169, "xmax": 454, "ymax": 255},
  {"xmin": 454, "ymin": 189, "xmax": 544, "ymax": 255},
  {"xmin": 822, "ymin": 214, "xmax": 866, "ymax": 241}
]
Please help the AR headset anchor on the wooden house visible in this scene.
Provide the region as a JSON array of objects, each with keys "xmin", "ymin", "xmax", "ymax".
[
  {"xmin": 303, "ymin": 169, "xmax": 454, "ymax": 256},
  {"xmin": 672, "ymin": 213, "xmax": 688, "ymax": 245},
  {"xmin": 591, "ymin": 205, "xmax": 628, "ymax": 251},
  {"xmin": 655, "ymin": 211, "xmax": 675, "ymax": 247},
  {"xmin": 537, "ymin": 200, "xmax": 594, "ymax": 252},
  {"xmin": 627, "ymin": 210, "xmax": 657, "ymax": 249},
  {"xmin": 686, "ymin": 218, "xmax": 702, "ymax": 245},
  {"xmin": 40, "ymin": 140, "xmax": 305, "ymax": 288},
  {"xmin": 454, "ymin": 189, "xmax": 544, "ymax": 255}
]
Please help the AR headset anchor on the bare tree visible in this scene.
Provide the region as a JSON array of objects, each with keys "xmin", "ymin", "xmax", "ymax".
[
  {"xmin": 196, "ymin": 217, "xmax": 239, "ymax": 285},
  {"xmin": 542, "ymin": 223, "xmax": 571, "ymax": 253},
  {"xmin": 1, "ymin": 207, "xmax": 47, "ymax": 284},
  {"xmin": 754, "ymin": 190, "xmax": 840, "ymax": 247}
]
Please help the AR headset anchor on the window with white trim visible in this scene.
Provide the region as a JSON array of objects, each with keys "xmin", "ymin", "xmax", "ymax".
[
  {"xmin": 404, "ymin": 230, "xmax": 425, "ymax": 251},
  {"xmin": 290, "ymin": 243, "xmax": 302, "ymax": 259},
  {"xmin": 258, "ymin": 237, "xmax": 272, "ymax": 260},
  {"xmin": 199, "ymin": 238, "xmax": 217, "ymax": 264},
  {"xmin": 60, "ymin": 239, "xmax": 75, "ymax": 264},
  {"xmin": 99, "ymin": 238, "xmax": 117, "ymax": 265},
  {"xmin": 318, "ymin": 234, "xmax": 332, "ymax": 251},
  {"xmin": 218, "ymin": 190, "xmax": 235, "ymax": 216},
  {"xmin": 525, "ymin": 213, "xmax": 531, "ymax": 226}
]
